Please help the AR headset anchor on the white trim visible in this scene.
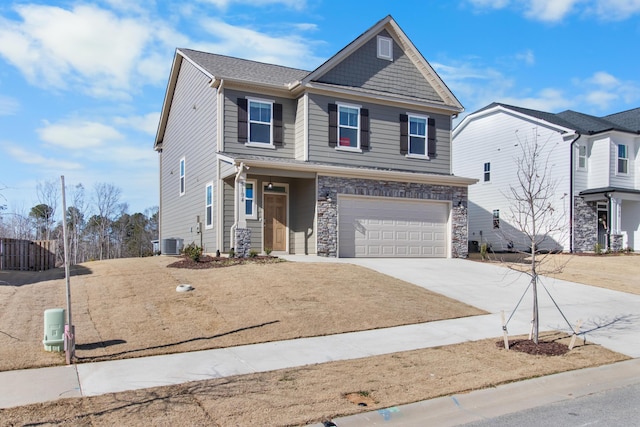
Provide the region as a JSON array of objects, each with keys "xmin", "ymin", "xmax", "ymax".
[
  {"xmin": 217, "ymin": 79, "xmax": 225, "ymax": 152},
  {"xmin": 246, "ymin": 97, "xmax": 274, "ymax": 146},
  {"xmin": 407, "ymin": 113, "xmax": 429, "ymax": 157},
  {"xmin": 303, "ymin": 93, "xmax": 309, "ymax": 162},
  {"xmin": 577, "ymin": 143, "xmax": 587, "ymax": 171},
  {"xmin": 205, "ymin": 182, "xmax": 214, "ymax": 229},
  {"xmin": 377, "ymin": 35, "xmax": 393, "ymax": 61},
  {"xmin": 179, "ymin": 157, "xmax": 186, "ymax": 196},
  {"xmin": 216, "ymin": 159, "xmax": 224, "ymax": 251},
  {"xmin": 244, "ymin": 179, "xmax": 258, "ymax": 220},
  {"xmin": 337, "ymin": 102, "xmax": 361, "ymax": 149},
  {"xmin": 616, "ymin": 143, "xmax": 629, "ymax": 175}
]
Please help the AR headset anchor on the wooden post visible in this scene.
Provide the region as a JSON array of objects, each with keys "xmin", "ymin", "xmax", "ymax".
[
  {"xmin": 501, "ymin": 310, "xmax": 509, "ymax": 350},
  {"xmin": 61, "ymin": 176, "xmax": 75, "ymax": 364},
  {"xmin": 569, "ymin": 320, "xmax": 583, "ymax": 350}
]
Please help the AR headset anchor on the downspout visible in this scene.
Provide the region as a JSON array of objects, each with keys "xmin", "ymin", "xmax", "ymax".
[
  {"xmin": 605, "ymin": 192, "xmax": 612, "ymax": 251},
  {"xmin": 230, "ymin": 161, "xmax": 246, "ymax": 251},
  {"xmin": 569, "ymin": 132, "xmax": 581, "ymax": 253}
]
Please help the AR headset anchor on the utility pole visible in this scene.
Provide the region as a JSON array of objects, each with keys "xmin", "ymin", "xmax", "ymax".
[{"xmin": 61, "ymin": 176, "xmax": 75, "ymax": 364}]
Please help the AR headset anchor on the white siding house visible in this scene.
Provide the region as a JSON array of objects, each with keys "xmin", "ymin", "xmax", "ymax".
[{"xmin": 453, "ymin": 103, "xmax": 640, "ymax": 253}]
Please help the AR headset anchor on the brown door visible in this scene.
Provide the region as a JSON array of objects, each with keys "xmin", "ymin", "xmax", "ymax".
[{"xmin": 264, "ymin": 193, "xmax": 287, "ymax": 251}]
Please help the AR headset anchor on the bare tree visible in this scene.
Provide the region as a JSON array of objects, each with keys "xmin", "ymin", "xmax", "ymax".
[
  {"xmin": 501, "ymin": 129, "xmax": 569, "ymax": 344},
  {"xmin": 93, "ymin": 183, "xmax": 122, "ymax": 260},
  {"xmin": 36, "ymin": 180, "xmax": 60, "ymax": 241}
]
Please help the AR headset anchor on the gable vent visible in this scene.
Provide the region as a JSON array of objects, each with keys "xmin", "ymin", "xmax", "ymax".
[{"xmin": 377, "ymin": 35, "xmax": 393, "ymax": 61}]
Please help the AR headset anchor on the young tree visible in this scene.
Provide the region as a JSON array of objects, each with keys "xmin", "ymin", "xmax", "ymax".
[
  {"xmin": 36, "ymin": 180, "xmax": 59, "ymax": 241},
  {"xmin": 29, "ymin": 204, "xmax": 54, "ymax": 240},
  {"xmin": 92, "ymin": 183, "xmax": 122, "ymax": 260},
  {"xmin": 501, "ymin": 130, "xmax": 569, "ymax": 344}
]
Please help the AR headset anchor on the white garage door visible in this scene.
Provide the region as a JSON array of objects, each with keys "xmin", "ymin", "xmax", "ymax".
[{"xmin": 338, "ymin": 196, "xmax": 449, "ymax": 258}]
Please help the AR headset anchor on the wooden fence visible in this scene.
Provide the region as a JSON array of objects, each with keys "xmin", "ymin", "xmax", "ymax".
[{"xmin": 0, "ymin": 238, "xmax": 57, "ymax": 271}]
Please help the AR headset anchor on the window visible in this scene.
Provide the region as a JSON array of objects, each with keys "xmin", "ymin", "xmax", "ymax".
[
  {"xmin": 377, "ymin": 35, "xmax": 393, "ymax": 61},
  {"xmin": 338, "ymin": 104, "xmax": 360, "ymax": 148},
  {"xmin": 408, "ymin": 115, "xmax": 427, "ymax": 156},
  {"xmin": 179, "ymin": 157, "xmax": 185, "ymax": 195},
  {"xmin": 617, "ymin": 144, "xmax": 628, "ymax": 174},
  {"xmin": 205, "ymin": 183, "xmax": 213, "ymax": 228},
  {"xmin": 484, "ymin": 162, "xmax": 491, "ymax": 182},
  {"xmin": 493, "ymin": 209, "xmax": 500, "ymax": 229},
  {"xmin": 578, "ymin": 144, "xmax": 587, "ymax": 169},
  {"xmin": 244, "ymin": 180, "xmax": 256, "ymax": 219},
  {"xmin": 249, "ymin": 100, "xmax": 272, "ymax": 144}
]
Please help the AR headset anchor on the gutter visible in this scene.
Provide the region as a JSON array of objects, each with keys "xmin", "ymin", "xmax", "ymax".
[
  {"xmin": 230, "ymin": 162, "xmax": 247, "ymax": 251},
  {"xmin": 569, "ymin": 132, "xmax": 581, "ymax": 253}
]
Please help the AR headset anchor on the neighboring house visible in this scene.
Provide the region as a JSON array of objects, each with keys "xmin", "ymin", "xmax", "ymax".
[
  {"xmin": 452, "ymin": 103, "xmax": 640, "ymax": 253},
  {"xmin": 154, "ymin": 15, "xmax": 476, "ymax": 258}
]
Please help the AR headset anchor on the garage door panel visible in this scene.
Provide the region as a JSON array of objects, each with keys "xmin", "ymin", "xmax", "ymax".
[{"xmin": 338, "ymin": 197, "xmax": 448, "ymax": 258}]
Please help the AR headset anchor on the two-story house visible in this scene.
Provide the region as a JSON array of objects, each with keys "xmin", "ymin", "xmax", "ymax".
[
  {"xmin": 453, "ymin": 103, "xmax": 640, "ymax": 253},
  {"xmin": 154, "ymin": 15, "xmax": 476, "ymax": 258}
]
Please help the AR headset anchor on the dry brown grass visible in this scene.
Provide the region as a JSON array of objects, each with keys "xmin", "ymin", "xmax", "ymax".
[
  {"xmin": 0, "ymin": 255, "xmax": 633, "ymax": 426},
  {"xmin": 469, "ymin": 252, "xmax": 640, "ymax": 295},
  {"xmin": 0, "ymin": 332, "xmax": 626, "ymax": 426},
  {"xmin": 0, "ymin": 256, "xmax": 484, "ymax": 371}
]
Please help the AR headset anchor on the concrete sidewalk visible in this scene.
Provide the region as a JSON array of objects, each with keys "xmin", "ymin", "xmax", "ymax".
[{"xmin": 1, "ymin": 256, "xmax": 638, "ymax": 423}]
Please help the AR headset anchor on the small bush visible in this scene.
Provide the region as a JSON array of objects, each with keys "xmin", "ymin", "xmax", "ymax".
[
  {"xmin": 182, "ymin": 242, "xmax": 203, "ymax": 262},
  {"xmin": 480, "ymin": 243, "xmax": 488, "ymax": 261},
  {"xmin": 249, "ymin": 249, "xmax": 258, "ymax": 258},
  {"xmin": 594, "ymin": 243, "xmax": 603, "ymax": 255},
  {"xmin": 228, "ymin": 248, "xmax": 236, "ymax": 258},
  {"xmin": 265, "ymin": 247, "xmax": 272, "ymax": 256}
]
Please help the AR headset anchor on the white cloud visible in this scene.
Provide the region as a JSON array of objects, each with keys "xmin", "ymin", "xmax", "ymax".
[
  {"xmin": 37, "ymin": 120, "xmax": 124, "ymax": 149},
  {"xmin": 592, "ymin": 0, "xmax": 640, "ymax": 19},
  {"xmin": 196, "ymin": 18, "xmax": 323, "ymax": 69},
  {"xmin": 498, "ymin": 88, "xmax": 573, "ymax": 111},
  {"xmin": 114, "ymin": 112, "xmax": 161, "ymax": 136},
  {"xmin": 3, "ymin": 143, "xmax": 83, "ymax": 170},
  {"xmin": 199, "ymin": 0, "xmax": 307, "ymax": 11},
  {"xmin": 574, "ymin": 71, "xmax": 640, "ymax": 110},
  {"xmin": 515, "ymin": 49, "xmax": 535, "ymax": 65},
  {"xmin": 0, "ymin": 95, "xmax": 19, "ymax": 115},
  {"xmin": 524, "ymin": 0, "xmax": 580, "ymax": 22},
  {"xmin": 0, "ymin": 4, "xmax": 173, "ymax": 99},
  {"xmin": 467, "ymin": 0, "xmax": 511, "ymax": 9}
]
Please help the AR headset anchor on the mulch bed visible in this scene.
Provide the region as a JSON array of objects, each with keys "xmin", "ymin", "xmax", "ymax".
[
  {"xmin": 497, "ymin": 339, "xmax": 570, "ymax": 356},
  {"xmin": 167, "ymin": 255, "xmax": 283, "ymax": 269}
]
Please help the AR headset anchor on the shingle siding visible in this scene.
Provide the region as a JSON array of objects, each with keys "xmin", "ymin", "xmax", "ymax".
[{"xmin": 316, "ymin": 30, "xmax": 443, "ymax": 103}]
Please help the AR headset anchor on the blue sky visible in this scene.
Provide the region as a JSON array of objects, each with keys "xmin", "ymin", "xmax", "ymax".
[{"xmin": 1, "ymin": 0, "xmax": 639, "ymax": 215}]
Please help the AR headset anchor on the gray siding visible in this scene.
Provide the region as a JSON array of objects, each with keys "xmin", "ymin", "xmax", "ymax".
[
  {"xmin": 160, "ymin": 58, "xmax": 218, "ymax": 253},
  {"xmin": 294, "ymin": 96, "xmax": 305, "ymax": 160},
  {"xmin": 307, "ymin": 93, "xmax": 452, "ymax": 174},
  {"xmin": 223, "ymin": 88, "xmax": 297, "ymax": 159},
  {"xmin": 222, "ymin": 179, "xmax": 234, "ymax": 251},
  {"xmin": 316, "ymin": 30, "xmax": 443, "ymax": 103},
  {"xmin": 289, "ymin": 178, "xmax": 317, "ymax": 254}
]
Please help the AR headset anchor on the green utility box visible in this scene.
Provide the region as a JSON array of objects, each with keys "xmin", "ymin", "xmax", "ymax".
[{"xmin": 43, "ymin": 308, "xmax": 65, "ymax": 352}]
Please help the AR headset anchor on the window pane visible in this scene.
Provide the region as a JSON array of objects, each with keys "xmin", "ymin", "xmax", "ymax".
[
  {"xmin": 618, "ymin": 144, "xmax": 627, "ymax": 158},
  {"xmin": 409, "ymin": 136, "xmax": 425, "ymax": 155},
  {"xmin": 245, "ymin": 183, "xmax": 253, "ymax": 199},
  {"xmin": 619, "ymin": 159, "xmax": 628, "ymax": 174},
  {"xmin": 206, "ymin": 187, "xmax": 212, "ymax": 205},
  {"xmin": 206, "ymin": 206, "xmax": 212, "ymax": 226},
  {"xmin": 245, "ymin": 199, "xmax": 253, "ymax": 215},
  {"xmin": 250, "ymin": 102, "xmax": 270, "ymax": 123},
  {"xmin": 339, "ymin": 127, "xmax": 358, "ymax": 147},
  {"xmin": 250, "ymin": 123, "xmax": 270, "ymax": 143},
  {"xmin": 410, "ymin": 117, "xmax": 426, "ymax": 136},
  {"xmin": 339, "ymin": 107, "xmax": 358, "ymax": 127}
]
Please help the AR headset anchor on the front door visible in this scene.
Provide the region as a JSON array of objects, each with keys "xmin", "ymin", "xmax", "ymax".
[{"xmin": 264, "ymin": 193, "xmax": 287, "ymax": 251}]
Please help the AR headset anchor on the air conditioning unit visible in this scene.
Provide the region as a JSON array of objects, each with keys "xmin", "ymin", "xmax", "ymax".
[{"xmin": 161, "ymin": 238, "xmax": 182, "ymax": 255}]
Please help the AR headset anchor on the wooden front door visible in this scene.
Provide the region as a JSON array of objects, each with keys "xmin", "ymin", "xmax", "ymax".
[{"xmin": 264, "ymin": 193, "xmax": 287, "ymax": 251}]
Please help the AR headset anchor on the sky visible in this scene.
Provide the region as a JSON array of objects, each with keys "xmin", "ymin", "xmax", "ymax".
[{"xmin": 1, "ymin": 0, "xmax": 639, "ymax": 215}]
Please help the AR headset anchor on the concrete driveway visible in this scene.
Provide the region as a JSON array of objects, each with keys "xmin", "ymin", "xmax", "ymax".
[{"xmin": 284, "ymin": 256, "xmax": 640, "ymax": 358}]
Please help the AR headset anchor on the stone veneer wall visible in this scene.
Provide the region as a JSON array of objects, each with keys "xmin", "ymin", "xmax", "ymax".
[
  {"xmin": 611, "ymin": 234, "xmax": 623, "ymax": 251},
  {"xmin": 316, "ymin": 176, "xmax": 469, "ymax": 258},
  {"xmin": 573, "ymin": 197, "xmax": 597, "ymax": 252},
  {"xmin": 234, "ymin": 228, "xmax": 251, "ymax": 258}
]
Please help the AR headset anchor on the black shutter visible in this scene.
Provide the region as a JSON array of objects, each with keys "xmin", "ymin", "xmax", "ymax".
[
  {"xmin": 273, "ymin": 103, "xmax": 283, "ymax": 146},
  {"xmin": 427, "ymin": 117, "xmax": 436, "ymax": 157},
  {"xmin": 399, "ymin": 114, "xmax": 408, "ymax": 155},
  {"xmin": 328, "ymin": 103, "xmax": 337, "ymax": 147},
  {"xmin": 360, "ymin": 108, "xmax": 369, "ymax": 150},
  {"xmin": 237, "ymin": 98, "xmax": 248, "ymax": 143}
]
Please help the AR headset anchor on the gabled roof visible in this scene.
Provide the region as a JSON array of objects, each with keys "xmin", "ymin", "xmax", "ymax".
[
  {"xmin": 301, "ymin": 15, "xmax": 463, "ymax": 112},
  {"xmin": 179, "ymin": 48, "xmax": 309, "ymax": 88},
  {"xmin": 455, "ymin": 102, "xmax": 640, "ymax": 137}
]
